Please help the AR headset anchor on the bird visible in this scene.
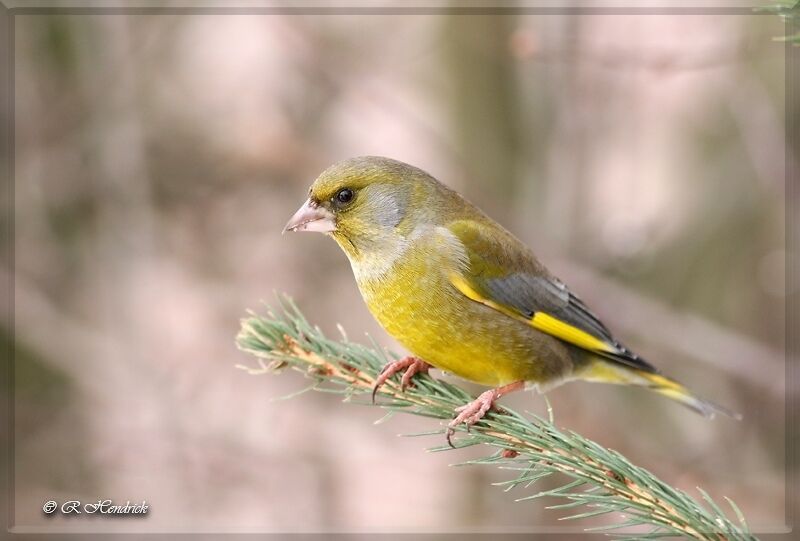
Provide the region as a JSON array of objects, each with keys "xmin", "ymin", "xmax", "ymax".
[{"xmin": 284, "ymin": 156, "xmax": 739, "ymax": 445}]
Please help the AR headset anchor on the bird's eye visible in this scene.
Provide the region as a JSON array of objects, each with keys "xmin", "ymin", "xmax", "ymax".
[{"xmin": 335, "ymin": 188, "xmax": 354, "ymax": 204}]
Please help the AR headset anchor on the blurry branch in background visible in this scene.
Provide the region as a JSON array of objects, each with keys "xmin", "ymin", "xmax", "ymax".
[
  {"xmin": 236, "ymin": 299, "xmax": 755, "ymax": 540},
  {"xmin": 759, "ymin": 1, "xmax": 800, "ymax": 44}
]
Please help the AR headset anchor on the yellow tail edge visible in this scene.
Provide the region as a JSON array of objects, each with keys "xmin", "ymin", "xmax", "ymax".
[{"xmin": 580, "ymin": 361, "xmax": 742, "ymax": 420}]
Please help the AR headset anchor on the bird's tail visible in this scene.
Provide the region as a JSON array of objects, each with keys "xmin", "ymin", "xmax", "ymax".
[{"xmin": 578, "ymin": 359, "xmax": 741, "ymax": 420}]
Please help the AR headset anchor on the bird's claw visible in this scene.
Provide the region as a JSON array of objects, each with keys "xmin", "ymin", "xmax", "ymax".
[
  {"xmin": 445, "ymin": 381, "xmax": 524, "ymax": 447},
  {"xmin": 446, "ymin": 389, "xmax": 499, "ymax": 448},
  {"xmin": 371, "ymin": 357, "xmax": 430, "ymax": 403}
]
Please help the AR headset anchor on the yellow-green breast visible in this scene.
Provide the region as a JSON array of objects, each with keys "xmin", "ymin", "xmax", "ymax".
[{"xmin": 352, "ymin": 228, "xmax": 576, "ymax": 387}]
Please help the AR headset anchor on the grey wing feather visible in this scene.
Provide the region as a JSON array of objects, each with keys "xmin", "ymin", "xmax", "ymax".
[{"xmin": 484, "ymin": 273, "xmax": 658, "ymax": 373}]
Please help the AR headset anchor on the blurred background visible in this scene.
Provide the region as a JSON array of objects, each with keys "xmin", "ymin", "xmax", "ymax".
[{"xmin": 6, "ymin": 6, "xmax": 792, "ymax": 535}]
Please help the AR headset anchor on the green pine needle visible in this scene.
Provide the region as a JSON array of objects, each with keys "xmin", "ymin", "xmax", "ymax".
[
  {"xmin": 236, "ymin": 296, "xmax": 756, "ymax": 540},
  {"xmin": 758, "ymin": 1, "xmax": 800, "ymax": 44}
]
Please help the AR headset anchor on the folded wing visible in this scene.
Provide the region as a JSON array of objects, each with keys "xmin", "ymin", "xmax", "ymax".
[{"xmin": 446, "ymin": 219, "xmax": 658, "ymax": 374}]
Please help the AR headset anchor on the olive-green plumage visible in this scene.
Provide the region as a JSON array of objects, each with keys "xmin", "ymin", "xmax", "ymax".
[{"xmin": 286, "ymin": 156, "xmax": 735, "ymax": 419}]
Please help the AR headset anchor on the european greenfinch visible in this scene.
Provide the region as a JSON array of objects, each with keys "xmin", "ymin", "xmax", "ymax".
[{"xmin": 284, "ymin": 156, "xmax": 738, "ymax": 444}]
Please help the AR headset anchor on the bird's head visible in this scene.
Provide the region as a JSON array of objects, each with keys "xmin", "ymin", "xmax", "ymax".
[{"xmin": 284, "ymin": 156, "xmax": 442, "ymax": 261}]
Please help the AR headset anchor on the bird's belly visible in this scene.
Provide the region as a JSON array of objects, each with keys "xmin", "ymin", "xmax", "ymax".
[{"xmin": 357, "ymin": 266, "xmax": 572, "ymax": 387}]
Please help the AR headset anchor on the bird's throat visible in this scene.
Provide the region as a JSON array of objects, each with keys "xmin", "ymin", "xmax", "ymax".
[{"xmin": 332, "ymin": 230, "xmax": 410, "ymax": 284}]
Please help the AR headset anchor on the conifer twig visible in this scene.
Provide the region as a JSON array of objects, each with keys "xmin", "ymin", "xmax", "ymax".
[
  {"xmin": 759, "ymin": 1, "xmax": 800, "ymax": 44},
  {"xmin": 236, "ymin": 297, "xmax": 755, "ymax": 540}
]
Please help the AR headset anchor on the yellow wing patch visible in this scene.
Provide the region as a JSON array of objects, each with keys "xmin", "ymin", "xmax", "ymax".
[
  {"xmin": 529, "ymin": 312, "xmax": 616, "ymax": 353},
  {"xmin": 449, "ymin": 272, "xmax": 616, "ymax": 354}
]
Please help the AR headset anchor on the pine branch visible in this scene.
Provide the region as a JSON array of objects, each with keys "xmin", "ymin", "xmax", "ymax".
[
  {"xmin": 235, "ymin": 297, "xmax": 755, "ymax": 540},
  {"xmin": 759, "ymin": 1, "xmax": 800, "ymax": 44}
]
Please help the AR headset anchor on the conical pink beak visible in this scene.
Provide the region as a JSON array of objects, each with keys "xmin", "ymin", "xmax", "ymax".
[{"xmin": 283, "ymin": 198, "xmax": 336, "ymax": 234}]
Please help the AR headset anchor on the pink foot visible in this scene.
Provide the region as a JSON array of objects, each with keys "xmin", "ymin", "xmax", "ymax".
[
  {"xmin": 446, "ymin": 381, "xmax": 524, "ymax": 447},
  {"xmin": 371, "ymin": 356, "xmax": 431, "ymax": 402}
]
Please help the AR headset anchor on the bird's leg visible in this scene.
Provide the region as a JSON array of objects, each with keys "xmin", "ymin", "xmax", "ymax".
[
  {"xmin": 371, "ymin": 356, "xmax": 431, "ymax": 402},
  {"xmin": 446, "ymin": 381, "xmax": 525, "ymax": 447}
]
